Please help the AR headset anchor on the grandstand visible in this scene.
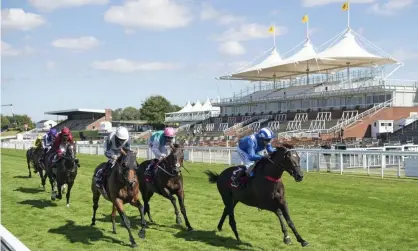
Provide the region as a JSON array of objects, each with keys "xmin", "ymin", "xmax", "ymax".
[
  {"xmin": 44, "ymin": 108, "xmax": 112, "ymax": 131},
  {"xmin": 165, "ymin": 26, "xmax": 418, "ymax": 147}
]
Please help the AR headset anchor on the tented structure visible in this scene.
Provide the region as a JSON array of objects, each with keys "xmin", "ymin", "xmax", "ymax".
[
  {"xmin": 165, "ymin": 99, "xmax": 220, "ymax": 123},
  {"xmin": 219, "ymin": 28, "xmax": 401, "ymax": 82},
  {"xmin": 219, "ymin": 47, "xmax": 285, "ymax": 81}
]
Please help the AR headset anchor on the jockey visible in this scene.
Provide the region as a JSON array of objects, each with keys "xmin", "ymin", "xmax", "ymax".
[
  {"xmin": 231, "ymin": 127, "xmax": 276, "ymax": 188},
  {"xmin": 34, "ymin": 134, "xmax": 43, "ymax": 150},
  {"xmin": 51, "ymin": 127, "xmax": 75, "ymax": 164},
  {"xmin": 144, "ymin": 127, "xmax": 176, "ymax": 179},
  {"xmin": 42, "ymin": 128, "xmax": 58, "ymax": 155},
  {"xmin": 95, "ymin": 126, "xmax": 131, "ymax": 187}
]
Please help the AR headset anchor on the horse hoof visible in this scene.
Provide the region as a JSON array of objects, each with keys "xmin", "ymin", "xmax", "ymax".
[
  {"xmin": 66, "ymin": 204, "xmax": 70, "ymax": 208},
  {"xmin": 217, "ymin": 226, "xmax": 222, "ymax": 232},
  {"xmin": 112, "ymin": 230, "xmax": 117, "ymax": 234},
  {"xmin": 187, "ymin": 227, "xmax": 194, "ymax": 232},
  {"xmin": 284, "ymin": 236, "xmax": 292, "ymax": 245},
  {"xmin": 51, "ymin": 196, "xmax": 56, "ymax": 201},
  {"xmin": 138, "ymin": 230, "xmax": 145, "ymax": 239},
  {"xmin": 131, "ymin": 243, "xmax": 138, "ymax": 248},
  {"xmin": 90, "ymin": 223, "xmax": 95, "ymax": 227},
  {"xmin": 176, "ymin": 218, "xmax": 182, "ymax": 225},
  {"xmin": 301, "ymin": 241, "xmax": 309, "ymax": 247}
]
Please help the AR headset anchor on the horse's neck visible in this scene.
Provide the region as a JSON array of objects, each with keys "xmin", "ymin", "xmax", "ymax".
[{"xmin": 260, "ymin": 162, "xmax": 283, "ymax": 178}]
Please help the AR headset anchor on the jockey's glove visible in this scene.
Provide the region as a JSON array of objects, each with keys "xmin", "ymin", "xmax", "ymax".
[{"xmin": 112, "ymin": 155, "xmax": 118, "ymax": 160}]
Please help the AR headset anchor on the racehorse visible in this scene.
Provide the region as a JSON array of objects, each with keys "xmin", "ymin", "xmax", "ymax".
[
  {"xmin": 26, "ymin": 147, "xmax": 36, "ymax": 177},
  {"xmin": 90, "ymin": 150, "xmax": 146, "ymax": 248},
  {"xmin": 26, "ymin": 146, "xmax": 48, "ymax": 190},
  {"xmin": 45, "ymin": 143, "xmax": 79, "ymax": 206},
  {"xmin": 204, "ymin": 144, "xmax": 309, "ymax": 247},
  {"xmin": 136, "ymin": 143, "xmax": 193, "ymax": 231}
]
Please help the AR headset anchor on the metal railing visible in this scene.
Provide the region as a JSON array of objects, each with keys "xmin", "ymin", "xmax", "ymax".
[{"xmin": 3, "ymin": 142, "xmax": 418, "ymax": 178}]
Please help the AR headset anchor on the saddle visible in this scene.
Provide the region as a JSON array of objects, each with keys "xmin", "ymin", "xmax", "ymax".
[{"xmin": 230, "ymin": 166, "xmax": 252, "ymax": 189}]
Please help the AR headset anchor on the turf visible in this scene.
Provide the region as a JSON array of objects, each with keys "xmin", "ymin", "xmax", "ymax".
[{"xmin": 1, "ymin": 149, "xmax": 418, "ymax": 251}]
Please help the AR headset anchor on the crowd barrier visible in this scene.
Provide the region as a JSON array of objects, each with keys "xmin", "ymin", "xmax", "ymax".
[
  {"xmin": 2, "ymin": 141, "xmax": 418, "ymax": 178},
  {"xmin": 0, "ymin": 224, "xmax": 30, "ymax": 251}
]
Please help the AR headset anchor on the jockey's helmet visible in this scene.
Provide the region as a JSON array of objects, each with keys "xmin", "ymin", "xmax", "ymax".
[
  {"xmin": 163, "ymin": 127, "xmax": 175, "ymax": 143},
  {"xmin": 115, "ymin": 126, "xmax": 129, "ymax": 147},
  {"xmin": 61, "ymin": 127, "xmax": 70, "ymax": 141},
  {"xmin": 257, "ymin": 127, "xmax": 274, "ymax": 143},
  {"xmin": 49, "ymin": 128, "xmax": 57, "ymax": 137}
]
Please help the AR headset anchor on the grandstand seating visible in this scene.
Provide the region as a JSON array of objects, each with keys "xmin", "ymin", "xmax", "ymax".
[
  {"xmin": 388, "ymin": 120, "xmax": 418, "ymax": 143},
  {"xmin": 54, "ymin": 119, "xmax": 96, "ymax": 131}
]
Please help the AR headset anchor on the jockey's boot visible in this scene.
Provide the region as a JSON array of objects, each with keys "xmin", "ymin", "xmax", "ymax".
[{"xmin": 231, "ymin": 167, "xmax": 245, "ymax": 188}]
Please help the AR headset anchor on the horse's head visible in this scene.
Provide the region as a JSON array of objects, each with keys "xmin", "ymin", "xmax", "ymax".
[
  {"xmin": 164, "ymin": 143, "xmax": 184, "ymax": 176},
  {"xmin": 58, "ymin": 143, "xmax": 78, "ymax": 171},
  {"xmin": 270, "ymin": 143, "xmax": 304, "ymax": 182},
  {"xmin": 116, "ymin": 150, "xmax": 138, "ymax": 188}
]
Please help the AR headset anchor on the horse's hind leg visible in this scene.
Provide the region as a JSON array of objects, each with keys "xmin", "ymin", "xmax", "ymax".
[
  {"xmin": 40, "ymin": 170, "xmax": 47, "ymax": 191},
  {"xmin": 114, "ymin": 199, "xmax": 137, "ymax": 248},
  {"xmin": 144, "ymin": 191, "xmax": 154, "ymax": 224},
  {"xmin": 217, "ymin": 192, "xmax": 237, "ymax": 232},
  {"xmin": 280, "ymin": 202, "xmax": 309, "ymax": 247},
  {"xmin": 90, "ymin": 189, "xmax": 101, "ymax": 226},
  {"xmin": 228, "ymin": 204, "xmax": 240, "ymax": 242}
]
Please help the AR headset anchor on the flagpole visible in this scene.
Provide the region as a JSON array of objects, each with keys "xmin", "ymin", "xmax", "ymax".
[
  {"xmin": 273, "ymin": 24, "xmax": 276, "ymax": 47},
  {"xmin": 347, "ymin": 2, "xmax": 350, "ymax": 28},
  {"xmin": 306, "ymin": 19, "xmax": 309, "ymax": 39}
]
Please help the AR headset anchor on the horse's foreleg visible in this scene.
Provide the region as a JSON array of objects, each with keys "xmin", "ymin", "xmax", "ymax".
[
  {"xmin": 56, "ymin": 180, "xmax": 63, "ymax": 200},
  {"xmin": 47, "ymin": 170, "xmax": 56, "ymax": 200},
  {"xmin": 275, "ymin": 208, "xmax": 291, "ymax": 244},
  {"xmin": 115, "ymin": 199, "xmax": 137, "ymax": 248},
  {"xmin": 90, "ymin": 189, "xmax": 100, "ymax": 227},
  {"xmin": 144, "ymin": 191, "xmax": 154, "ymax": 224},
  {"xmin": 176, "ymin": 189, "xmax": 193, "ymax": 231},
  {"xmin": 66, "ymin": 182, "xmax": 74, "ymax": 207},
  {"xmin": 131, "ymin": 200, "xmax": 146, "ymax": 239},
  {"xmin": 111, "ymin": 204, "xmax": 117, "ymax": 234},
  {"xmin": 280, "ymin": 202, "xmax": 309, "ymax": 247},
  {"xmin": 40, "ymin": 170, "xmax": 46, "ymax": 191}
]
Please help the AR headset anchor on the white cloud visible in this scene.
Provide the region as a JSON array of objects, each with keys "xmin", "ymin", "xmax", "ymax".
[
  {"xmin": 46, "ymin": 61, "xmax": 56, "ymax": 70},
  {"xmin": 392, "ymin": 49, "xmax": 418, "ymax": 61},
  {"xmin": 124, "ymin": 29, "xmax": 136, "ymax": 35},
  {"xmin": 213, "ymin": 23, "xmax": 288, "ymax": 42},
  {"xmin": 92, "ymin": 59, "xmax": 181, "ymax": 73},
  {"xmin": 28, "ymin": 0, "xmax": 108, "ymax": 12},
  {"xmin": 368, "ymin": 0, "xmax": 413, "ymax": 16},
  {"xmin": 1, "ymin": 8, "xmax": 45, "ymax": 31},
  {"xmin": 52, "ymin": 36, "xmax": 99, "ymax": 50},
  {"xmin": 219, "ymin": 41, "xmax": 246, "ymax": 56},
  {"xmin": 302, "ymin": 0, "xmax": 375, "ymax": 7},
  {"xmin": 104, "ymin": 0, "xmax": 192, "ymax": 30},
  {"xmin": 1, "ymin": 41, "xmax": 35, "ymax": 56},
  {"xmin": 200, "ymin": 3, "xmax": 245, "ymax": 25}
]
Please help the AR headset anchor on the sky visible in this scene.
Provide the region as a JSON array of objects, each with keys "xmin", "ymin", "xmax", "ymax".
[{"xmin": 1, "ymin": 0, "xmax": 418, "ymax": 121}]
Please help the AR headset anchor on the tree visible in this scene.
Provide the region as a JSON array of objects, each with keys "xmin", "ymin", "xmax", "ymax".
[
  {"xmin": 1, "ymin": 115, "xmax": 10, "ymax": 127},
  {"xmin": 121, "ymin": 106, "xmax": 141, "ymax": 120},
  {"xmin": 112, "ymin": 108, "xmax": 123, "ymax": 121},
  {"xmin": 171, "ymin": 104, "xmax": 182, "ymax": 112},
  {"xmin": 139, "ymin": 95, "xmax": 175, "ymax": 125}
]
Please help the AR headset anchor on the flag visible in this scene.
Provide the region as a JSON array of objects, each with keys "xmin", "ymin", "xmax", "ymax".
[
  {"xmin": 268, "ymin": 25, "xmax": 275, "ymax": 33},
  {"xmin": 302, "ymin": 15, "xmax": 309, "ymax": 23},
  {"xmin": 342, "ymin": 2, "xmax": 349, "ymax": 11}
]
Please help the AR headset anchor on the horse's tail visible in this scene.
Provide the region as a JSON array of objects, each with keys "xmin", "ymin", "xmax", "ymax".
[{"xmin": 204, "ymin": 170, "xmax": 219, "ymax": 184}]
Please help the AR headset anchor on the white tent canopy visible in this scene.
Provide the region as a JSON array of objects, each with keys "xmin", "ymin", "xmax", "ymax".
[
  {"xmin": 189, "ymin": 100, "xmax": 203, "ymax": 112},
  {"xmin": 201, "ymin": 98, "xmax": 212, "ymax": 111},
  {"xmin": 219, "ymin": 28, "xmax": 400, "ymax": 81},
  {"xmin": 316, "ymin": 29, "xmax": 398, "ymax": 67},
  {"xmin": 177, "ymin": 100, "xmax": 192, "ymax": 113},
  {"xmin": 226, "ymin": 48, "xmax": 285, "ymax": 81}
]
